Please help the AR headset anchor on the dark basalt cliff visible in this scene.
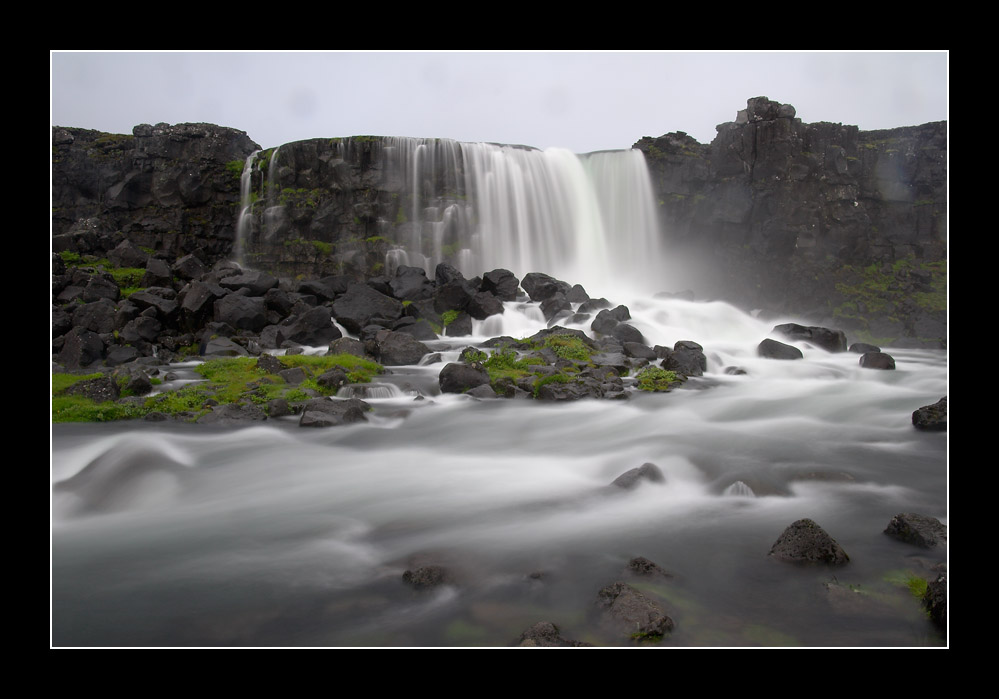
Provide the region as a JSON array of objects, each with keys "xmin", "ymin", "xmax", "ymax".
[
  {"xmin": 635, "ymin": 97, "xmax": 946, "ymax": 346},
  {"xmin": 52, "ymin": 122, "xmax": 260, "ymax": 261},
  {"xmin": 51, "ymin": 98, "xmax": 947, "ymax": 345}
]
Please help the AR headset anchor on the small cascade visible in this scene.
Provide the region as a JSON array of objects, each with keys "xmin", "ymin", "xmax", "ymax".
[
  {"xmin": 722, "ymin": 480, "xmax": 756, "ymax": 498},
  {"xmin": 336, "ymin": 383, "xmax": 411, "ymax": 400},
  {"xmin": 234, "ymin": 150, "xmax": 260, "ymax": 267}
]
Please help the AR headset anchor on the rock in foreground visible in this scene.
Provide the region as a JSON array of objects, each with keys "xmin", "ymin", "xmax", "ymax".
[{"xmin": 769, "ymin": 518, "xmax": 849, "ymax": 565}]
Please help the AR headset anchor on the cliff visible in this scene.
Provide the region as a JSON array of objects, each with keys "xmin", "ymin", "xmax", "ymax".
[
  {"xmin": 635, "ymin": 97, "xmax": 946, "ymax": 345},
  {"xmin": 51, "ymin": 99, "xmax": 947, "ymax": 346}
]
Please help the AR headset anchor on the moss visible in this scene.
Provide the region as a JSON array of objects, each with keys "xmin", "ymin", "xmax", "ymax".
[
  {"xmin": 311, "ymin": 240, "xmax": 332, "ymax": 256},
  {"xmin": 225, "ymin": 159, "xmax": 246, "ymax": 180},
  {"xmin": 541, "ymin": 335, "xmax": 592, "ymax": 362},
  {"xmin": 635, "ymin": 366, "xmax": 681, "ymax": 392},
  {"xmin": 441, "ymin": 310, "xmax": 460, "ymax": 327},
  {"xmin": 53, "ymin": 354, "xmax": 385, "ymax": 423}
]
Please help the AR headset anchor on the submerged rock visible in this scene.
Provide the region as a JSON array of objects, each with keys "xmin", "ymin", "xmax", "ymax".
[
  {"xmin": 610, "ymin": 462, "xmax": 666, "ymax": 490},
  {"xmin": 772, "ymin": 323, "xmax": 847, "ymax": 353},
  {"xmin": 627, "ymin": 556, "xmax": 674, "ymax": 580},
  {"xmin": 516, "ymin": 621, "xmax": 589, "ymax": 647},
  {"xmin": 402, "ymin": 565, "xmax": 454, "ymax": 590},
  {"xmin": 769, "ymin": 518, "xmax": 849, "ymax": 565},
  {"xmin": 596, "ymin": 582, "xmax": 674, "ymax": 640},
  {"xmin": 859, "ymin": 351, "xmax": 895, "ymax": 369},
  {"xmin": 883, "ymin": 513, "xmax": 947, "ymax": 549},
  {"xmin": 757, "ymin": 338, "xmax": 803, "ymax": 360}
]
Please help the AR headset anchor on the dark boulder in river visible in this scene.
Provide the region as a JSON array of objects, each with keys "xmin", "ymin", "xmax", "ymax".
[
  {"xmin": 912, "ymin": 397, "xmax": 947, "ymax": 431},
  {"xmin": 769, "ymin": 518, "xmax": 849, "ymax": 565}
]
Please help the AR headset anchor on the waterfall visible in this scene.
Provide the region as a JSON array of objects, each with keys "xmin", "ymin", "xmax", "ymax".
[
  {"xmin": 234, "ymin": 150, "xmax": 259, "ymax": 268},
  {"xmin": 395, "ymin": 139, "xmax": 663, "ymax": 293},
  {"xmin": 235, "ymin": 137, "xmax": 662, "ymax": 291}
]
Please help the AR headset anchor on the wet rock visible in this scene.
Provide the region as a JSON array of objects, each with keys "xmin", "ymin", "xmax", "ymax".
[
  {"xmin": 772, "ymin": 323, "xmax": 847, "ymax": 353},
  {"xmin": 769, "ymin": 518, "xmax": 849, "ymax": 565},
  {"xmin": 442, "ymin": 311, "xmax": 473, "ymax": 337},
  {"xmin": 757, "ymin": 338, "xmax": 803, "ymax": 360},
  {"xmin": 521, "ymin": 272, "xmax": 569, "ymax": 302},
  {"xmin": 627, "ymin": 556, "xmax": 674, "ymax": 580},
  {"xmin": 332, "ymin": 283, "xmax": 403, "ymax": 334},
  {"xmin": 197, "ymin": 403, "xmax": 268, "ymax": 424},
  {"xmin": 849, "ymin": 342, "xmax": 881, "ymax": 354},
  {"xmin": 375, "ymin": 330, "xmax": 430, "ymax": 366},
  {"xmin": 57, "ymin": 327, "xmax": 105, "ymax": 369},
  {"xmin": 596, "ymin": 582, "xmax": 674, "ymax": 640},
  {"xmin": 661, "ymin": 340, "xmax": 707, "ymax": 376},
  {"xmin": 884, "ymin": 513, "xmax": 947, "ymax": 548},
  {"xmin": 516, "ymin": 621, "xmax": 589, "ymax": 647},
  {"xmin": 923, "ymin": 573, "xmax": 946, "ymax": 632},
  {"xmin": 610, "ymin": 462, "xmax": 665, "ymax": 490},
  {"xmin": 913, "ymin": 397, "xmax": 947, "ymax": 431},
  {"xmin": 279, "ymin": 306, "xmax": 341, "ymax": 346},
  {"xmin": 859, "ymin": 351, "xmax": 895, "ymax": 369},
  {"xmin": 402, "ymin": 565, "xmax": 454, "ymax": 590},
  {"xmin": 439, "ymin": 362, "xmax": 490, "ymax": 394},
  {"xmin": 298, "ymin": 397, "xmax": 370, "ymax": 427},
  {"xmin": 329, "ymin": 336, "xmax": 369, "ymax": 358},
  {"xmin": 481, "ymin": 268, "xmax": 520, "ymax": 301}
]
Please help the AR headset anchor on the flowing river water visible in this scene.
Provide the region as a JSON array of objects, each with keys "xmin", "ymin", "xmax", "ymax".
[{"xmin": 51, "ymin": 295, "xmax": 947, "ymax": 647}]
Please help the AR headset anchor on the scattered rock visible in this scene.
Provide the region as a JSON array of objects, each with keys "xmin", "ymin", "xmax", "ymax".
[
  {"xmin": 402, "ymin": 565, "xmax": 454, "ymax": 590},
  {"xmin": 883, "ymin": 513, "xmax": 947, "ymax": 548},
  {"xmin": 596, "ymin": 582, "xmax": 674, "ymax": 640},
  {"xmin": 859, "ymin": 351, "xmax": 895, "ymax": 369},
  {"xmin": 769, "ymin": 518, "xmax": 849, "ymax": 565},
  {"xmin": 757, "ymin": 338, "xmax": 803, "ymax": 360},
  {"xmin": 912, "ymin": 397, "xmax": 947, "ymax": 431},
  {"xmin": 516, "ymin": 621, "xmax": 589, "ymax": 647},
  {"xmin": 610, "ymin": 462, "xmax": 665, "ymax": 490}
]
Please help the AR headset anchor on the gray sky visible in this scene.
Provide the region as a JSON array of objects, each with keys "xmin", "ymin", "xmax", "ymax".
[{"xmin": 50, "ymin": 51, "xmax": 948, "ymax": 153}]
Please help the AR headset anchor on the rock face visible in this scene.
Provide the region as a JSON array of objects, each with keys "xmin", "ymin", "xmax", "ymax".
[
  {"xmin": 769, "ymin": 518, "xmax": 849, "ymax": 565},
  {"xmin": 52, "ymin": 101, "xmax": 946, "ymax": 344},
  {"xmin": 52, "ymin": 123, "xmax": 259, "ymax": 263},
  {"xmin": 634, "ymin": 97, "xmax": 946, "ymax": 347}
]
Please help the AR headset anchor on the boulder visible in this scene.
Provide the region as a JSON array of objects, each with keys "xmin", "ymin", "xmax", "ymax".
[
  {"xmin": 439, "ymin": 362, "xmax": 490, "ymax": 393},
  {"xmin": 298, "ymin": 397, "xmax": 370, "ymax": 427},
  {"xmin": 280, "ymin": 306, "xmax": 341, "ymax": 346},
  {"xmin": 769, "ymin": 518, "xmax": 849, "ymax": 565},
  {"xmin": 772, "ymin": 323, "xmax": 847, "ymax": 353},
  {"xmin": 107, "ymin": 239, "xmax": 149, "ymax": 268},
  {"xmin": 402, "ymin": 565, "xmax": 454, "ymax": 590},
  {"xmin": 859, "ymin": 351, "xmax": 895, "ymax": 369},
  {"xmin": 757, "ymin": 338, "xmax": 803, "ymax": 360},
  {"xmin": 389, "ymin": 265, "xmax": 434, "ymax": 301},
  {"xmin": 520, "ymin": 272, "xmax": 569, "ymax": 302},
  {"xmin": 883, "ymin": 513, "xmax": 947, "ymax": 548},
  {"xmin": 57, "ymin": 327, "xmax": 105, "ymax": 369},
  {"xmin": 481, "ymin": 268, "xmax": 520, "ymax": 301},
  {"xmin": 376, "ymin": 331, "xmax": 430, "ymax": 366},
  {"xmin": 596, "ymin": 582, "xmax": 674, "ymax": 640},
  {"xmin": 923, "ymin": 574, "xmax": 946, "ymax": 631},
  {"xmin": 912, "ymin": 397, "xmax": 947, "ymax": 431},
  {"xmin": 627, "ymin": 556, "xmax": 674, "ymax": 580},
  {"xmin": 213, "ymin": 294, "xmax": 269, "ymax": 332},
  {"xmin": 332, "ymin": 283, "xmax": 403, "ymax": 334},
  {"xmin": 849, "ymin": 342, "xmax": 881, "ymax": 354},
  {"xmin": 516, "ymin": 622, "xmax": 587, "ymax": 647},
  {"xmin": 610, "ymin": 462, "xmax": 666, "ymax": 490}
]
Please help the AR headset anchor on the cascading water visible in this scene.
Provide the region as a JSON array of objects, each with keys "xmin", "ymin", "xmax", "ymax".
[
  {"xmin": 236, "ymin": 137, "xmax": 662, "ymax": 293},
  {"xmin": 55, "ymin": 135, "xmax": 946, "ymax": 648}
]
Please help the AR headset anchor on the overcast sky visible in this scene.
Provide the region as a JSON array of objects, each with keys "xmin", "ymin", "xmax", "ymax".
[{"xmin": 50, "ymin": 51, "xmax": 947, "ymax": 154}]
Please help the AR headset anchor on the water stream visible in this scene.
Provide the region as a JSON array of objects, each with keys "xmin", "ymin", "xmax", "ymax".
[
  {"xmin": 52, "ymin": 139, "xmax": 946, "ymax": 647},
  {"xmin": 51, "ymin": 296, "xmax": 947, "ymax": 647}
]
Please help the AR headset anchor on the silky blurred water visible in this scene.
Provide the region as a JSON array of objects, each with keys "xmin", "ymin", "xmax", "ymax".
[{"xmin": 51, "ymin": 297, "xmax": 947, "ymax": 647}]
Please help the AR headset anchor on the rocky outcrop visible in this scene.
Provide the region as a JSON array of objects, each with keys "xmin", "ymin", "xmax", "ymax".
[
  {"xmin": 53, "ymin": 100, "xmax": 945, "ymax": 345},
  {"xmin": 52, "ymin": 123, "xmax": 259, "ymax": 264},
  {"xmin": 635, "ymin": 97, "xmax": 946, "ymax": 347}
]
